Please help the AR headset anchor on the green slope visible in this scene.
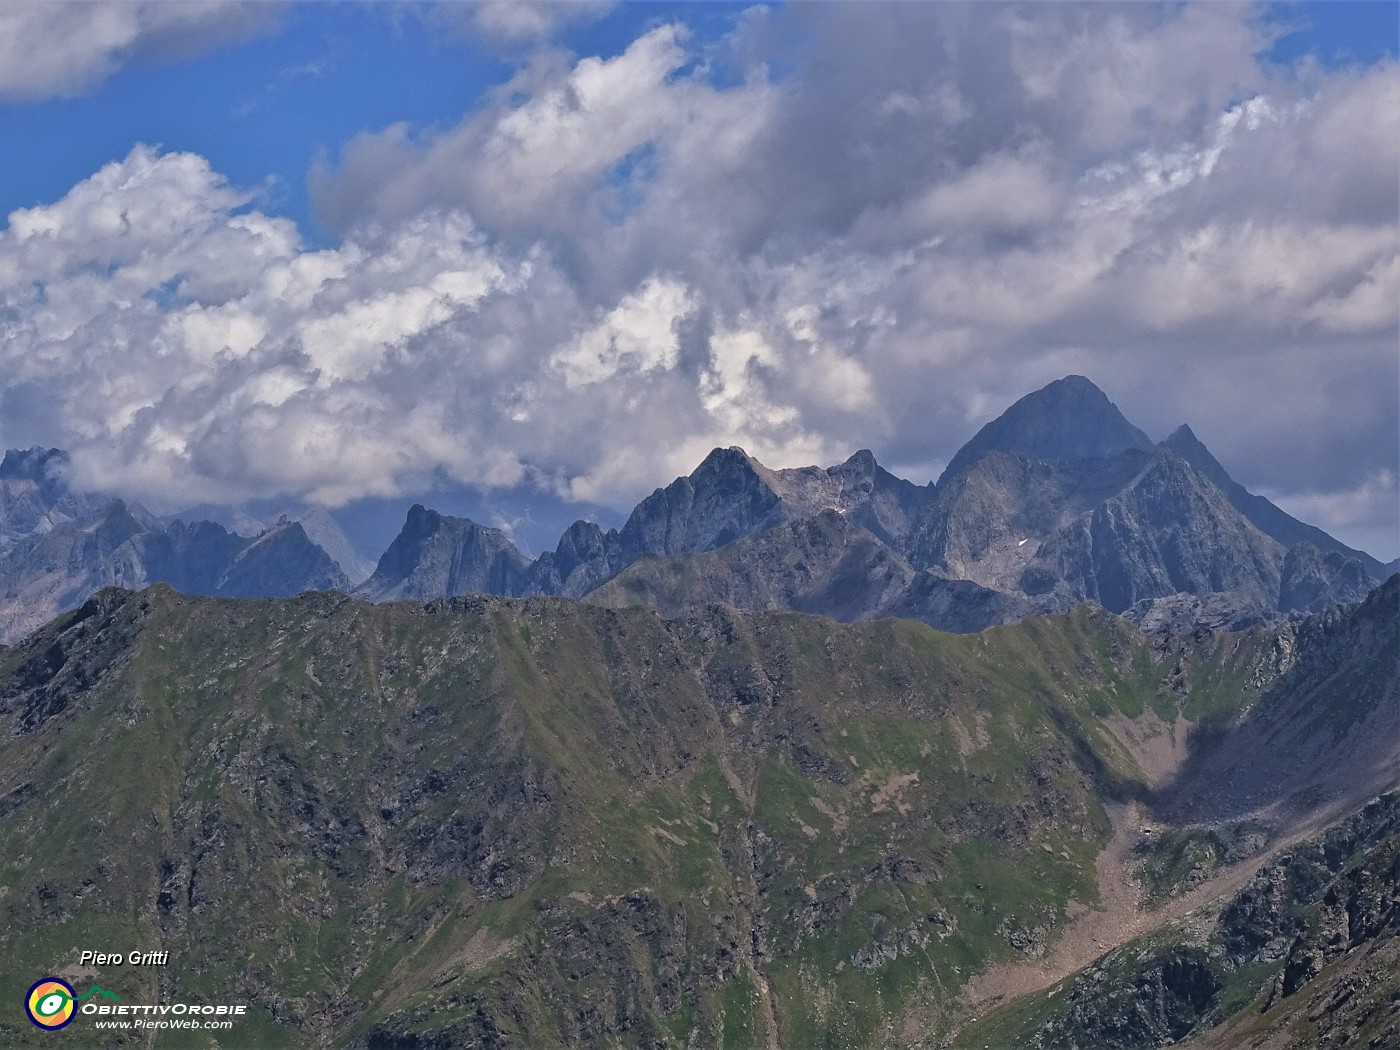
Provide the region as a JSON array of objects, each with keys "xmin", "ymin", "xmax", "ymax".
[{"xmin": 0, "ymin": 585, "xmax": 1324, "ymax": 1048}]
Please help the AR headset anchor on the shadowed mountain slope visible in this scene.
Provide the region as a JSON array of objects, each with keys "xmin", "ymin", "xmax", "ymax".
[
  {"xmin": 0, "ymin": 449, "xmax": 354, "ymax": 643},
  {"xmin": 951, "ymin": 574, "xmax": 1400, "ymax": 1050}
]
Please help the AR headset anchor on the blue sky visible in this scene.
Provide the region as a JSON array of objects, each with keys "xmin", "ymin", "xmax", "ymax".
[
  {"xmin": 0, "ymin": 1, "xmax": 1395, "ymax": 559},
  {"xmin": 0, "ymin": 3, "xmax": 762, "ymax": 240}
]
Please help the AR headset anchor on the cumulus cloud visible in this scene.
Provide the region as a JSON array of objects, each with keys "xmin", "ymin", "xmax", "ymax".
[
  {"xmin": 434, "ymin": 0, "xmax": 615, "ymax": 48},
  {"xmin": 0, "ymin": 2, "xmax": 281, "ymax": 101},
  {"xmin": 2, "ymin": 4, "xmax": 1397, "ymax": 558}
]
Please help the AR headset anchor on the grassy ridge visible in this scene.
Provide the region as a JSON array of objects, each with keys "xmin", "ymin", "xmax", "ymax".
[{"xmin": 0, "ymin": 587, "xmax": 1284, "ymax": 1048}]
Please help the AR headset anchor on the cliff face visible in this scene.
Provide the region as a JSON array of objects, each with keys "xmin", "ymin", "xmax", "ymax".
[{"xmin": 1019, "ymin": 452, "xmax": 1286, "ymax": 614}]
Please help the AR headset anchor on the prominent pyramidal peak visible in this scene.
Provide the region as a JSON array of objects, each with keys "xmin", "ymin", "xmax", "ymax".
[{"xmin": 940, "ymin": 375, "xmax": 1154, "ymax": 483}]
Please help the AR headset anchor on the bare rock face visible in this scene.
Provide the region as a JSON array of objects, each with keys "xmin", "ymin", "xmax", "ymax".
[
  {"xmin": 1162, "ymin": 423, "xmax": 1385, "ymax": 577},
  {"xmin": 617, "ymin": 446, "xmax": 791, "ymax": 559},
  {"xmin": 525, "ymin": 519, "xmax": 627, "ymax": 598},
  {"xmin": 1124, "ymin": 591, "xmax": 1275, "ymax": 636},
  {"xmin": 355, "ymin": 504, "xmax": 533, "ymax": 601},
  {"xmin": 1278, "ymin": 542, "xmax": 1376, "ymax": 613},
  {"xmin": 1020, "ymin": 452, "xmax": 1286, "ymax": 614}
]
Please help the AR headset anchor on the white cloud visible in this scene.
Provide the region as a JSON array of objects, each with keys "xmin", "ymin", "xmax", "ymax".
[
  {"xmin": 0, "ymin": 7, "xmax": 1396, "ymax": 558},
  {"xmin": 1268, "ymin": 470, "xmax": 1400, "ymax": 560},
  {"xmin": 0, "ymin": 2, "xmax": 281, "ymax": 101},
  {"xmin": 434, "ymin": 0, "xmax": 615, "ymax": 48},
  {"xmin": 552, "ymin": 276, "xmax": 696, "ymax": 388}
]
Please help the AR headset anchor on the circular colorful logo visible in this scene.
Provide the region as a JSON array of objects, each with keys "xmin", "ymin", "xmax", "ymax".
[{"xmin": 26, "ymin": 978, "xmax": 76, "ymax": 1030}]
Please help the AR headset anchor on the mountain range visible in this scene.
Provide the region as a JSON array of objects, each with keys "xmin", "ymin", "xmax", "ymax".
[
  {"xmin": 0, "ymin": 448, "xmax": 350, "ymax": 643},
  {"xmin": 356, "ymin": 375, "xmax": 1390, "ymax": 633},
  {"xmin": 0, "ymin": 375, "xmax": 1390, "ymax": 646}
]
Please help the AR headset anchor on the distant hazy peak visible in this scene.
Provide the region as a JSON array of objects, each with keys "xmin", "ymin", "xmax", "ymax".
[
  {"xmin": 940, "ymin": 375, "xmax": 1153, "ymax": 483},
  {"xmin": 0, "ymin": 446, "xmax": 69, "ymax": 483}
]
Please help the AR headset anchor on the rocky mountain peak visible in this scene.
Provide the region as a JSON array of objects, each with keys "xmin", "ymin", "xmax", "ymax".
[
  {"xmin": 693, "ymin": 445, "xmax": 764, "ymax": 481},
  {"xmin": 1160, "ymin": 424, "xmax": 1384, "ymax": 577},
  {"xmin": 1160, "ymin": 423, "xmax": 1230, "ymax": 487},
  {"xmin": 841, "ymin": 449, "xmax": 878, "ymax": 475},
  {"xmin": 940, "ymin": 375, "xmax": 1154, "ymax": 482},
  {"xmin": 356, "ymin": 506, "xmax": 531, "ymax": 602},
  {"xmin": 618, "ymin": 445, "xmax": 786, "ymax": 559}
]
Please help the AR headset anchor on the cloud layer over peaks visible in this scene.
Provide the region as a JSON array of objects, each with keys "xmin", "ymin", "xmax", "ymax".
[{"xmin": 0, "ymin": 4, "xmax": 1396, "ymax": 557}]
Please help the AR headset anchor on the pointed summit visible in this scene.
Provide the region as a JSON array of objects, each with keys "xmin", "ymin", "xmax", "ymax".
[
  {"xmin": 939, "ymin": 376, "xmax": 1153, "ymax": 483},
  {"xmin": 1157, "ymin": 424, "xmax": 1384, "ymax": 576},
  {"xmin": 1160, "ymin": 424, "xmax": 1230, "ymax": 488},
  {"xmin": 618, "ymin": 447, "xmax": 786, "ymax": 558},
  {"xmin": 842, "ymin": 449, "xmax": 878, "ymax": 474}
]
